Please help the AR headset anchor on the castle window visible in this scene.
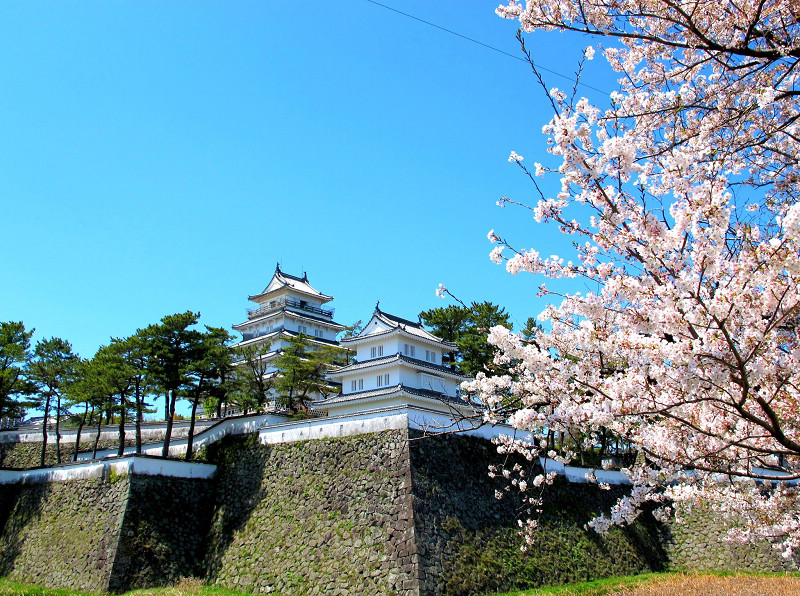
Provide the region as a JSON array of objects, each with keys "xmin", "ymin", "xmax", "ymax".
[
  {"xmin": 358, "ymin": 379, "xmax": 364, "ymax": 390},
  {"xmin": 376, "ymin": 373, "xmax": 390, "ymax": 387},
  {"xmin": 404, "ymin": 344, "xmax": 415, "ymax": 357},
  {"xmin": 370, "ymin": 345, "xmax": 384, "ymax": 358},
  {"xmin": 426, "ymin": 350, "xmax": 437, "ymax": 363}
]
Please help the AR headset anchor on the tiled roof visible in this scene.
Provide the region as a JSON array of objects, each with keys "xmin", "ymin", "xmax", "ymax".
[
  {"xmin": 342, "ymin": 306, "xmax": 457, "ymax": 349},
  {"xmin": 237, "ymin": 308, "xmax": 344, "ymax": 330},
  {"xmin": 327, "ymin": 353, "xmax": 469, "ymax": 380},
  {"xmin": 232, "ymin": 328, "xmax": 340, "ymax": 348},
  {"xmin": 313, "ymin": 384, "xmax": 470, "ymax": 407},
  {"xmin": 249, "ymin": 264, "xmax": 334, "ymax": 302}
]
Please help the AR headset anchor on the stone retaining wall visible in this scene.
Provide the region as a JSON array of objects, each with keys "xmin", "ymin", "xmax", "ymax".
[
  {"xmin": 203, "ymin": 431, "xmax": 419, "ymax": 595},
  {"xmin": 1, "ymin": 427, "xmax": 797, "ymax": 595},
  {"xmin": 664, "ymin": 506, "xmax": 797, "ymax": 572},
  {"xmin": 0, "ymin": 465, "xmax": 214, "ymax": 592},
  {"xmin": 109, "ymin": 475, "xmax": 216, "ymax": 592},
  {"xmin": 0, "ymin": 474, "xmax": 129, "ymax": 592},
  {"xmin": 408, "ymin": 431, "xmax": 668, "ymax": 595}
]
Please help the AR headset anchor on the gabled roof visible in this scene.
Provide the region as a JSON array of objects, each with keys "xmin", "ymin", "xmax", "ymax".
[
  {"xmin": 341, "ymin": 305, "xmax": 457, "ymax": 349},
  {"xmin": 312, "ymin": 384, "xmax": 476, "ymax": 410},
  {"xmin": 326, "ymin": 353, "xmax": 470, "ymax": 381},
  {"xmin": 248, "ymin": 264, "xmax": 334, "ymax": 304},
  {"xmin": 232, "ymin": 328, "xmax": 340, "ymax": 349},
  {"xmin": 234, "ymin": 309, "xmax": 345, "ymax": 331}
]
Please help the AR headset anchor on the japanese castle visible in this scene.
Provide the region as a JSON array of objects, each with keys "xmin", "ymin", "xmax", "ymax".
[
  {"xmin": 232, "ymin": 264, "xmax": 345, "ymax": 373},
  {"xmin": 232, "ymin": 265, "xmax": 473, "ymax": 416}
]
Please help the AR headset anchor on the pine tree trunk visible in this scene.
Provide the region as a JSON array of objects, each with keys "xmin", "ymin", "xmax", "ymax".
[
  {"xmin": 185, "ymin": 397, "xmax": 200, "ymax": 461},
  {"xmin": 135, "ymin": 386, "xmax": 143, "ymax": 455},
  {"xmin": 55, "ymin": 394, "xmax": 62, "ymax": 464},
  {"xmin": 92, "ymin": 414, "xmax": 102, "ymax": 459},
  {"xmin": 40, "ymin": 396, "xmax": 51, "ymax": 467},
  {"xmin": 117, "ymin": 405, "xmax": 126, "ymax": 457},
  {"xmin": 73, "ymin": 402, "xmax": 89, "ymax": 462},
  {"xmin": 162, "ymin": 390, "xmax": 176, "ymax": 457}
]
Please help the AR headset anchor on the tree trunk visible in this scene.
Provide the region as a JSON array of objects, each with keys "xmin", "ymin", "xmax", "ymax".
[
  {"xmin": 117, "ymin": 404, "xmax": 126, "ymax": 457},
  {"xmin": 185, "ymin": 396, "xmax": 200, "ymax": 461},
  {"xmin": 598, "ymin": 428, "xmax": 609, "ymax": 461},
  {"xmin": 162, "ymin": 390, "xmax": 176, "ymax": 457},
  {"xmin": 92, "ymin": 413, "xmax": 103, "ymax": 459},
  {"xmin": 73, "ymin": 402, "xmax": 90, "ymax": 462},
  {"xmin": 135, "ymin": 384, "xmax": 143, "ymax": 455},
  {"xmin": 55, "ymin": 394, "xmax": 62, "ymax": 464},
  {"xmin": 40, "ymin": 395, "xmax": 51, "ymax": 467}
]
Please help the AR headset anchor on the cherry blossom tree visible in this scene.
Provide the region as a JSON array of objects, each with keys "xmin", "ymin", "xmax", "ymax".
[{"xmin": 470, "ymin": 0, "xmax": 800, "ymax": 556}]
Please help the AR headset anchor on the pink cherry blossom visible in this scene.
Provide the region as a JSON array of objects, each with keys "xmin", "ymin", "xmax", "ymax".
[{"xmin": 480, "ymin": 0, "xmax": 800, "ymax": 558}]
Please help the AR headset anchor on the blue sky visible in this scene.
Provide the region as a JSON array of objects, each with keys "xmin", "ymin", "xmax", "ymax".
[{"xmin": 0, "ymin": 1, "xmax": 614, "ymax": 361}]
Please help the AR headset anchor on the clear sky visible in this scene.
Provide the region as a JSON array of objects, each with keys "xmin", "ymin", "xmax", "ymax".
[{"xmin": 0, "ymin": 1, "xmax": 614, "ymax": 361}]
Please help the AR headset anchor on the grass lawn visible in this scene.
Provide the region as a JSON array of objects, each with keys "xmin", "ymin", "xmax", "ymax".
[
  {"xmin": 4, "ymin": 572, "xmax": 800, "ymax": 596},
  {"xmin": 0, "ymin": 578, "xmax": 257, "ymax": 596}
]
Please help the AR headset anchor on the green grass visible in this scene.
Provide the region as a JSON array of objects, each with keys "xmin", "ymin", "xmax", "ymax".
[
  {"xmin": 0, "ymin": 578, "xmax": 265, "ymax": 596},
  {"xmin": 5, "ymin": 572, "xmax": 800, "ymax": 596}
]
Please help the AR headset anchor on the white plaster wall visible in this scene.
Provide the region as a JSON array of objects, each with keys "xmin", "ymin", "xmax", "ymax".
[
  {"xmin": 76, "ymin": 413, "xmax": 283, "ymax": 461},
  {"xmin": 0, "ymin": 456, "xmax": 217, "ymax": 485}
]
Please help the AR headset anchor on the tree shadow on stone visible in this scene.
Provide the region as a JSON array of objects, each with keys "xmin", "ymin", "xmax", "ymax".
[
  {"xmin": 200, "ymin": 433, "xmax": 271, "ymax": 584},
  {"xmin": 0, "ymin": 481, "xmax": 53, "ymax": 580}
]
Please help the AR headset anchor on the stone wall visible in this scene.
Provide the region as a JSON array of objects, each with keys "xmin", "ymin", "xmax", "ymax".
[
  {"xmin": 109, "ymin": 474, "xmax": 216, "ymax": 592},
  {"xmin": 201, "ymin": 430, "xmax": 671, "ymax": 596},
  {"xmin": 664, "ymin": 506, "xmax": 797, "ymax": 573},
  {"xmin": 408, "ymin": 432, "xmax": 667, "ymax": 596},
  {"xmin": 0, "ymin": 466, "xmax": 214, "ymax": 592},
  {"xmin": 0, "ymin": 426, "xmax": 201, "ymax": 469},
  {"xmin": 203, "ymin": 431, "xmax": 419, "ymax": 595},
  {"xmin": 0, "ymin": 440, "xmax": 134, "ymax": 469},
  {"xmin": 1, "ymin": 426, "xmax": 797, "ymax": 595},
  {"xmin": 0, "ymin": 474, "xmax": 130, "ymax": 592}
]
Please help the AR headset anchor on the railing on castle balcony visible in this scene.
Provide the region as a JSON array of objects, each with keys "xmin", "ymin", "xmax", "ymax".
[
  {"xmin": 240, "ymin": 327, "xmax": 282, "ymax": 342},
  {"xmin": 247, "ymin": 297, "xmax": 334, "ymax": 320}
]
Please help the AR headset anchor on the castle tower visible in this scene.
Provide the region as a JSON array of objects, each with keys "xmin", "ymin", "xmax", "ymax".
[
  {"xmin": 231, "ymin": 265, "xmax": 345, "ymax": 409},
  {"xmin": 315, "ymin": 304, "xmax": 473, "ymax": 417}
]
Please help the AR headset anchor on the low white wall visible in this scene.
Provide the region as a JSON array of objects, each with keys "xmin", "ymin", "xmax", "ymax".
[
  {"xmin": 0, "ymin": 456, "xmax": 216, "ymax": 485},
  {"xmin": 77, "ymin": 413, "xmax": 283, "ymax": 460}
]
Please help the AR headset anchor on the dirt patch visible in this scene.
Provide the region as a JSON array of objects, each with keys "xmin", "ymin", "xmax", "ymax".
[{"xmin": 610, "ymin": 573, "xmax": 800, "ymax": 595}]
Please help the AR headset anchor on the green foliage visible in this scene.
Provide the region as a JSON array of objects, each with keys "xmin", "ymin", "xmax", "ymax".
[
  {"xmin": 420, "ymin": 301, "xmax": 512, "ymax": 376},
  {"xmin": 272, "ymin": 334, "xmax": 344, "ymax": 413},
  {"xmin": 28, "ymin": 338, "xmax": 79, "ymax": 413},
  {"xmin": 0, "ymin": 322, "xmax": 35, "ymax": 422},
  {"xmin": 520, "ymin": 318, "xmax": 543, "ymax": 344},
  {"xmin": 339, "ymin": 320, "xmax": 363, "ymax": 341},
  {"xmin": 183, "ymin": 325, "xmax": 235, "ymax": 459},
  {"xmin": 141, "ymin": 312, "xmax": 202, "ymax": 410},
  {"xmin": 228, "ymin": 341, "xmax": 273, "ymax": 415}
]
